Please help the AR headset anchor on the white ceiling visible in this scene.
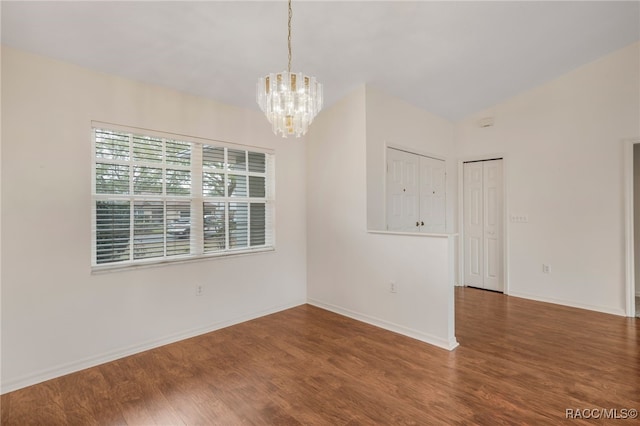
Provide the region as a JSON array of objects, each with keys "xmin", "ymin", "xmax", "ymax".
[{"xmin": 2, "ymin": 1, "xmax": 639, "ymax": 121}]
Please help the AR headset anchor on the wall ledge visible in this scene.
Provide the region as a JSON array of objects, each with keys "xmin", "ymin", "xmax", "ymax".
[{"xmin": 367, "ymin": 230, "xmax": 458, "ymax": 238}]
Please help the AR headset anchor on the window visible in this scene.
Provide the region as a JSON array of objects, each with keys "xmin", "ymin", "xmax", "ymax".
[{"xmin": 92, "ymin": 126, "xmax": 274, "ymax": 268}]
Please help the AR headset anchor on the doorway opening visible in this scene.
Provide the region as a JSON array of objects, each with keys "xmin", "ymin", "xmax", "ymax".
[
  {"xmin": 625, "ymin": 139, "xmax": 640, "ymax": 317},
  {"xmin": 461, "ymin": 158, "xmax": 505, "ymax": 293}
]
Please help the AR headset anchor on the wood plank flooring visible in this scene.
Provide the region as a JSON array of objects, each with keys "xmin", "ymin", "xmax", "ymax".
[{"xmin": 2, "ymin": 287, "xmax": 638, "ymax": 425}]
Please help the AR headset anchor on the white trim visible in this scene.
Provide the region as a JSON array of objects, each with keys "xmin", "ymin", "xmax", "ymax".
[
  {"xmin": 307, "ymin": 299, "xmax": 459, "ymax": 351},
  {"xmin": 0, "ymin": 300, "xmax": 306, "ymax": 395},
  {"xmin": 385, "ymin": 142, "xmax": 447, "ymax": 162},
  {"xmin": 509, "ymin": 291, "xmax": 626, "ymax": 317},
  {"xmin": 457, "ymin": 161, "xmax": 464, "ymax": 287},
  {"xmin": 90, "ymin": 128, "xmax": 98, "ymax": 265},
  {"xmin": 91, "ymin": 246, "xmax": 276, "ymax": 274},
  {"xmin": 91, "ymin": 120, "xmax": 274, "ymax": 155},
  {"xmin": 92, "ymin": 125, "xmax": 275, "ymax": 269},
  {"xmin": 367, "ymin": 230, "xmax": 456, "ymax": 238},
  {"xmin": 383, "ymin": 142, "xmax": 388, "ymax": 230},
  {"xmin": 457, "ymin": 154, "xmax": 509, "ymax": 293},
  {"xmin": 623, "ymin": 138, "xmax": 640, "ymax": 317},
  {"xmin": 447, "ymin": 236, "xmax": 457, "ymax": 338}
]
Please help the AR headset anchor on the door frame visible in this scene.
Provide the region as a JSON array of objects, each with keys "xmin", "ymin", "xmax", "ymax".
[
  {"xmin": 457, "ymin": 154, "xmax": 509, "ymax": 294},
  {"xmin": 623, "ymin": 138, "xmax": 639, "ymax": 317}
]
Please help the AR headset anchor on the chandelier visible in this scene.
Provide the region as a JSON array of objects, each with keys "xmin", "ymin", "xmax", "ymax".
[{"xmin": 256, "ymin": 0, "xmax": 323, "ymax": 138}]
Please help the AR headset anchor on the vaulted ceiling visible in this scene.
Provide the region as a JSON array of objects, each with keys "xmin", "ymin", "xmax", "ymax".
[{"xmin": 3, "ymin": 1, "xmax": 639, "ymax": 120}]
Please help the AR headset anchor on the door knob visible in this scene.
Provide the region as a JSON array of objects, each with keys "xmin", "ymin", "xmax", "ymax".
[
  {"xmin": 421, "ymin": 221, "xmax": 425, "ymax": 226},
  {"xmin": 416, "ymin": 221, "xmax": 420, "ymax": 227}
]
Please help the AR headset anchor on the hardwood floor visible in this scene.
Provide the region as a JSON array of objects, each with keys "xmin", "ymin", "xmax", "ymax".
[{"xmin": 2, "ymin": 287, "xmax": 638, "ymax": 425}]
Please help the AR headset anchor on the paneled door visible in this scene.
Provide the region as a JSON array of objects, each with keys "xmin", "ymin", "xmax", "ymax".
[
  {"xmin": 420, "ymin": 155, "xmax": 446, "ymax": 233},
  {"xmin": 463, "ymin": 159, "xmax": 503, "ymax": 292},
  {"xmin": 386, "ymin": 147, "xmax": 446, "ymax": 233},
  {"xmin": 386, "ymin": 148, "xmax": 419, "ymax": 232},
  {"xmin": 463, "ymin": 162, "xmax": 484, "ymax": 288}
]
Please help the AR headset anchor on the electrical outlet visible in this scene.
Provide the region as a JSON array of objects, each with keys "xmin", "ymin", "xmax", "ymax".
[
  {"xmin": 195, "ymin": 285, "xmax": 204, "ymax": 296},
  {"xmin": 510, "ymin": 215, "xmax": 529, "ymax": 223},
  {"xmin": 389, "ymin": 282, "xmax": 398, "ymax": 293},
  {"xmin": 542, "ymin": 264, "xmax": 550, "ymax": 274}
]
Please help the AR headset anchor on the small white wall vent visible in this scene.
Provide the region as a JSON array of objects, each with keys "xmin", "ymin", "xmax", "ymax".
[{"xmin": 478, "ymin": 117, "xmax": 495, "ymax": 128}]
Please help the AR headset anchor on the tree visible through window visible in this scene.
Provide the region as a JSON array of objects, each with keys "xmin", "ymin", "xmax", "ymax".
[{"xmin": 93, "ymin": 127, "xmax": 274, "ymax": 267}]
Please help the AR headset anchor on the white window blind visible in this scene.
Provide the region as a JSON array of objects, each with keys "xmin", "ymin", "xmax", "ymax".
[{"xmin": 92, "ymin": 127, "xmax": 274, "ymax": 268}]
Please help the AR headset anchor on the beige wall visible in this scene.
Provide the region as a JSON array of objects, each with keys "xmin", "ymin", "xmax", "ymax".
[
  {"xmin": 2, "ymin": 38, "xmax": 638, "ymax": 394},
  {"xmin": 365, "ymin": 86, "xmax": 456, "ymax": 233},
  {"xmin": 1, "ymin": 47, "xmax": 308, "ymax": 393},
  {"xmin": 456, "ymin": 42, "xmax": 640, "ymax": 314}
]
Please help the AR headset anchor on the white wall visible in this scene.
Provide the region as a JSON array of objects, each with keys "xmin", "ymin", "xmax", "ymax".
[
  {"xmin": 456, "ymin": 42, "xmax": 640, "ymax": 315},
  {"xmin": 365, "ymin": 86, "xmax": 456, "ymax": 233},
  {"xmin": 4, "ymin": 37, "xmax": 636, "ymax": 395},
  {"xmin": 306, "ymin": 86, "xmax": 457, "ymax": 350},
  {"xmin": 1, "ymin": 47, "xmax": 308, "ymax": 393}
]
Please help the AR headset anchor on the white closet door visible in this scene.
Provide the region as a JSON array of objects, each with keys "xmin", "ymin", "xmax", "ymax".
[
  {"xmin": 463, "ymin": 159, "xmax": 503, "ymax": 291},
  {"xmin": 420, "ymin": 156, "xmax": 446, "ymax": 233},
  {"xmin": 483, "ymin": 160, "xmax": 504, "ymax": 292},
  {"xmin": 386, "ymin": 148, "xmax": 419, "ymax": 232},
  {"xmin": 464, "ymin": 162, "xmax": 484, "ymax": 288}
]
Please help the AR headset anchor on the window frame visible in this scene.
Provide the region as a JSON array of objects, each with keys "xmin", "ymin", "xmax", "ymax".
[{"xmin": 91, "ymin": 122, "xmax": 275, "ymax": 272}]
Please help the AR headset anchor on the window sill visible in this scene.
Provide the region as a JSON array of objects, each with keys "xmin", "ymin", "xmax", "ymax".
[{"xmin": 91, "ymin": 247, "xmax": 275, "ymax": 274}]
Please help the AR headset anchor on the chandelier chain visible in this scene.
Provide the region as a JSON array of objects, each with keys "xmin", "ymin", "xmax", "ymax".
[{"xmin": 287, "ymin": 0, "xmax": 292, "ymax": 73}]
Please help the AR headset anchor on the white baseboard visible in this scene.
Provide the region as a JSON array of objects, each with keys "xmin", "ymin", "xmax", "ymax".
[
  {"xmin": 307, "ymin": 298, "xmax": 458, "ymax": 351},
  {"xmin": 1, "ymin": 300, "xmax": 306, "ymax": 395},
  {"xmin": 508, "ymin": 291, "xmax": 626, "ymax": 317}
]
